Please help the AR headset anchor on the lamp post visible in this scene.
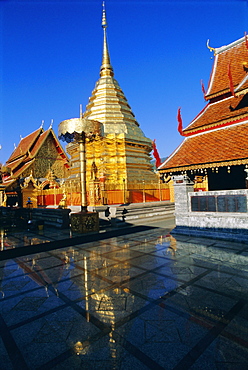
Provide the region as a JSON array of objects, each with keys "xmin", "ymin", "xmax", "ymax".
[
  {"xmin": 142, "ymin": 180, "xmax": 145, "ymax": 203},
  {"xmin": 123, "ymin": 178, "xmax": 126, "ymax": 204},
  {"xmin": 58, "ymin": 117, "xmax": 103, "ymax": 233},
  {"xmin": 157, "ymin": 172, "xmax": 162, "ymax": 201}
]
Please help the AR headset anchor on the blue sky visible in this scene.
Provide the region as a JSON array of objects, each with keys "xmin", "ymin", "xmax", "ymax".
[{"xmin": 1, "ymin": 0, "xmax": 247, "ymax": 164}]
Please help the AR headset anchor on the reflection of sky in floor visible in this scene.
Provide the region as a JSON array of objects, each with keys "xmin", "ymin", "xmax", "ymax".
[{"xmin": 0, "ymin": 227, "xmax": 248, "ymax": 369}]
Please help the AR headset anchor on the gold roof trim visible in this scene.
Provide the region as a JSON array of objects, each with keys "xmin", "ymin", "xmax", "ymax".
[
  {"xmin": 184, "ymin": 113, "xmax": 248, "ymax": 135},
  {"xmin": 206, "ymin": 39, "xmax": 216, "ymax": 55},
  {"xmin": 206, "ymin": 86, "xmax": 246, "ymax": 100},
  {"xmin": 160, "ymin": 158, "xmax": 248, "ymax": 173}
]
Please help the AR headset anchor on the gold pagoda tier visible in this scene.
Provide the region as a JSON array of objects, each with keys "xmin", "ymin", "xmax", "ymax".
[{"xmin": 66, "ymin": 3, "xmax": 158, "ymax": 206}]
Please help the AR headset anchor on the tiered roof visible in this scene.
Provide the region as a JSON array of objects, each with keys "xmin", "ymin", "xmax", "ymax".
[
  {"xmin": 3, "ymin": 127, "xmax": 69, "ymax": 187},
  {"xmin": 160, "ymin": 35, "xmax": 248, "ymax": 173},
  {"xmin": 205, "ymin": 36, "xmax": 248, "ymax": 99},
  {"xmin": 183, "ymin": 94, "xmax": 248, "ymax": 135}
]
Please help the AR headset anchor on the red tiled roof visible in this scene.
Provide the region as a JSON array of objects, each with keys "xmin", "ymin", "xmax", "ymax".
[
  {"xmin": 183, "ymin": 94, "xmax": 248, "ymax": 135},
  {"xmin": 6, "ymin": 157, "xmax": 23, "ymax": 171},
  {"xmin": 160, "ymin": 36, "xmax": 248, "ymax": 174},
  {"xmin": 6, "ymin": 128, "xmax": 42, "ymax": 164},
  {"xmin": 160, "ymin": 121, "xmax": 248, "ymax": 172},
  {"xmin": 206, "ymin": 37, "xmax": 248, "ymax": 99},
  {"xmin": 4, "ymin": 128, "xmax": 69, "ymax": 186},
  {"xmin": 30, "ymin": 130, "xmax": 48, "ymax": 157}
]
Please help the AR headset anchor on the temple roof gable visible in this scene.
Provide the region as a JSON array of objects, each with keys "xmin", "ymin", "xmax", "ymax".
[
  {"xmin": 161, "ymin": 35, "xmax": 248, "ymax": 173},
  {"xmin": 6, "ymin": 128, "xmax": 43, "ymax": 164},
  {"xmin": 205, "ymin": 36, "xmax": 248, "ymax": 100},
  {"xmin": 3, "ymin": 127, "xmax": 69, "ymax": 184}
]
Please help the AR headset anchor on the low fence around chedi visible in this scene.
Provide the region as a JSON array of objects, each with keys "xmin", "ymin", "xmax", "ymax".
[{"xmin": 171, "ymin": 175, "xmax": 248, "ymax": 242}]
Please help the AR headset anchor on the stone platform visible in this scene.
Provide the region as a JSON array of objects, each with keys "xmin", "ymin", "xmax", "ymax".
[{"xmin": 0, "ymin": 217, "xmax": 247, "ymax": 369}]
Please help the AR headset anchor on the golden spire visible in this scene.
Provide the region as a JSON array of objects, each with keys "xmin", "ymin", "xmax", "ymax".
[
  {"xmin": 101, "ymin": 2, "xmax": 114, "ymax": 77},
  {"xmin": 102, "ymin": 1, "xmax": 107, "ymax": 28}
]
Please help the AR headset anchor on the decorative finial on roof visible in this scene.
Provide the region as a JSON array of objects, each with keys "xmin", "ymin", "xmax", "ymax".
[
  {"xmin": 100, "ymin": 1, "xmax": 114, "ymax": 77},
  {"xmin": 102, "ymin": 2, "xmax": 107, "ymax": 29},
  {"xmin": 20, "ymin": 135, "xmax": 23, "ymax": 140},
  {"xmin": 49, "ymin": 119, "xmax": 54, "ymax": 129},
  {"xmin": 207, "ymin": 39, "xmax": 216, "ymax": 55},
  {"xmin": 40, "ymin": 120, "xmax": 44, "ymax": 129},
  {"xmin": 14, "ymin": 143, "xmax": 16, "ymax": 150}
]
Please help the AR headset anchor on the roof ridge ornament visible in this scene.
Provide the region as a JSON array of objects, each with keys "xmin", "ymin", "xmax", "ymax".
[{"xmin": 207, "ymin": 39, "xmax": 216, "ymax": 56}]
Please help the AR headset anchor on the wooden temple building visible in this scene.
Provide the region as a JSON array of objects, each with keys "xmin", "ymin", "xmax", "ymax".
[
  {"xmin": 0, "ymin": 126, "xmax": 69, "ymax": 207},
  {"xmin": 159, "ymin": 35, "xmax": 248, "ymax": 192}
]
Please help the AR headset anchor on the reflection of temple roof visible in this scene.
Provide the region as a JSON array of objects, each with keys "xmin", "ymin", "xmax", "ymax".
[
  {"xmin": 160, "ymin": 36, "xmax": 248, "ymax": 173},
  {"xmin": 15, "ymin": 255, "xmax": 66, "ymax": 294}
]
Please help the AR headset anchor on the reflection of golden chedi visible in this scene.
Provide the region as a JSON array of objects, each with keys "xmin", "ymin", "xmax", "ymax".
[{"xmin": 74, "ymin": 340, "xmax": 89, "ymax": 356}]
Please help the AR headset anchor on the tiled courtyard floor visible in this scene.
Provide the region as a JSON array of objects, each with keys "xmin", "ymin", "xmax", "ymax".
[{"xmin": 0, "ymin": 219, "xmax": 247, "ymax": 369}]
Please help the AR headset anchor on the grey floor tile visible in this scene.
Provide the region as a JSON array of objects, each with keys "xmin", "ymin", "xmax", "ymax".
[
  {"xmin": 191, "ymin": 337, "xmax": 248, "ymax": 370},
  {"xmin": 0, "ymin": 336, "xmax": 14, "ymax": 370},
  {"xmin": 116, "ymin": 304, "xmax": 209, "ymax": 369},
  {"xmin": 121, "ymin": 271, "xmax": 180, "ymax": 300},
  {"xmin": 196, "ymin": 270, "xmax": 248, "ymax": 299},
  {"xmin": 0, "ymin": 222, "xmax": 247, "ymax": 369},
  {"xmin": 96, "ymin": 263, "xmax": 146, "ymax": 284},
  {"xmin": 0, "ymin": 287, "xmax": 64, "ymax": 327},
  {"xmin": 56, "ymin": 271, "xmax": 113, "ymax": 301},
  {"xmin": 50, "ymin": 335, "xmax": 150, "ymax": 370},
  {"xmin": 11, "ymin": 306, "xmax": 100, "ymax": 369}
]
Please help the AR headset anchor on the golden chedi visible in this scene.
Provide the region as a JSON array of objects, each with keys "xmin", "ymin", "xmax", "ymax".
[{"xmin": 66, "ymin": 3, "xmax": 157, "ymax": 206}]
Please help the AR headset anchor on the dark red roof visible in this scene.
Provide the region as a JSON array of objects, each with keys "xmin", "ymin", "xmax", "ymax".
[
  {"xmin": 183, "ymin": 94, "xmax": 248, "ymax": 135},
  {"xmin": 6, "ymin": 128, "xmax": 42, "ymax": 164},
  {"xmin": 206, "ymin": 36, "xmax": 248, "ymax": 99},
  {"xmin": 3, "ymin": 128, "xmax": 69, "ymax": 183},
  {"xmin": 160, "ymin": 36, "xmax": 248, "ymax": 173},
  {"xmin": 160, "ymin": 121, "xmax": 248, "ymax": 172}
]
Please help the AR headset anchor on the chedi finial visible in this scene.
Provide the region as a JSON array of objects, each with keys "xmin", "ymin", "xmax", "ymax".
[
  {"xmin": 100, "ymin": 1, "xmax": 114, "ymax": 77},
  {"xmin": 102, "ymin": 2, "xmax": 107, "ymax": 29}
]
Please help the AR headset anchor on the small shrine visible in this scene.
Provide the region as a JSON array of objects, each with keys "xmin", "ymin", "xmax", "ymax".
[{"xmin": 0, "ymin": 126, "xmax": 69, "ymax": 207}]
